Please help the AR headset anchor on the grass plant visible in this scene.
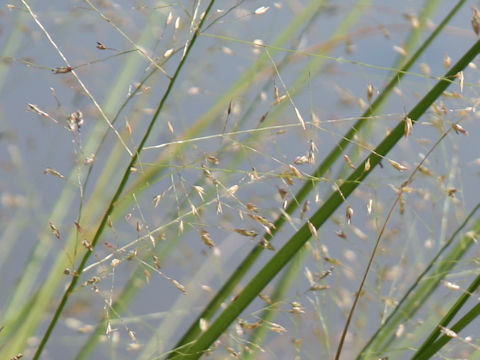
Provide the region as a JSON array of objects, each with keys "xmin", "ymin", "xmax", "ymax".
[{"xmin": 1, "ymin": 1, "xmax": 480, "ymax": 359}]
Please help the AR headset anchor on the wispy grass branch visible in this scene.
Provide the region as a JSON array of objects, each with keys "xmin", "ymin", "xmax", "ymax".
[
  {"xmin": 29, "ymin": 1, "xmax": 217, "ymax": 359},
  {"xmin": 169, "ymin": 37, "xmax": 480, "ymax": 359},
  {"xmin": 169, "ymin": 1, "xmax": 467, "ymax": 357}
]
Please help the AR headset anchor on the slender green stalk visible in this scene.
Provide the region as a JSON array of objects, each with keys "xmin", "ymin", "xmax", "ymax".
[
  {"xmin": 31, "ymin": 2, "xmax": 217, "ymax": 358},
  {"xmin": 168, "ymin": 1, "xmax": 466, "ymax": 356},
  {"xmin": 169, "ymin": 37, "xmax": 480, "ymax": 360}
]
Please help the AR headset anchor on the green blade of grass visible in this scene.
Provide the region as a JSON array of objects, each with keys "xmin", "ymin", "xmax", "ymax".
[{"xmin": 169, "ymin": 37, "xmax": 480, "ymax": 360}]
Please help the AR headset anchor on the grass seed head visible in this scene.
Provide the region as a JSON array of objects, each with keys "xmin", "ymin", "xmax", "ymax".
[
  {"xmin": 301, "ymin": 200, "xmax": 310, "ymax": 219},
  {"xmin": 254, "ymin": 6, "xmax": 270, "ymax": 15},
  {"xmin": 396, "ymin": 324, "xmax": 405, "ymax": 338},
  {"xmin": 111, "ymin": 258, "xmax": 120, "ymax": 267},
  {"xmin": 456, "ymin": 71, "xmax": 464, "ymax": 92},
  {"xmin": 294, "ymin": 155, "xmax": 309, "ymax": 164},
  {"xmin": 443, "ymin": 280, "xmax": 460, "ymax": 291},
  {"xmin": 346, "ymin": 205, "xmax": 354, "ymax": 224},
  {"xmin": 199, "ymin": 318, "xmax": 208, "ymax": 332},
  {"xmin": 304, "ymin": 267, "xmax": 314, "ymax": 285},
  {"xmin": 343, "ymin": 155, "xmax": 355, "ymax": 169},
  {"xmin": 444, "ymin": 54, "xmax": 451, "ymax": 69},
  {"xmin": 388, "ymin": 159, "xmax": 409, "ymax": 171},
  {"xmin": 289, "ymin": 301, "xmax": 305, "ymax": 314},
  {"xmin": 440, "ymin": 326, "xmax": 458, "ymax": 338},
  {"xmin": 364, "ymin": 157, "xmax": 371, "ymax": 172},
  {"xmin": 194, "ymin": 185, "xmax": 205, "ymax": 200},
  {"xmin": 167, "ymin": 120, "xmax": 174, "ymax": 134},
  {"xmin": 44, "ymin": 168, "xmax": 65, "ymax": 179},
  {"xmin": 288, "ymin": 164, "xmax": 303, "ymax": 178},
  {"xmin": 269, "ymin": 323, "xmax": 287, "ymax": 334},
  {"xmin": 259, "ymin": 293, "xmax": 272, "ymax": 304},
  {"xmin": 404, "ymin": 116, "xmax": 413, "ymax": 137},
  {"xmin": 307, "ymin": 221, "xmax": 317, "ymax": 238},
  {"xmin": 420, "ymin": 63, "xmax": 431, "ymax": 76},
  {"xmin": 294, "ymin": 107, "xmax": 306, "ymax": 129},
  {"xmin": 393, "ymin": 45, "xmax": 407, "ymax": 57},
  {"xmin": 82, "ymin": 239, "xmax": 93, "ymax": 251},
  {"xmin": 207, "ymin": 155, "xmax": 219, "ymax": 164},
  {"xmin": 260, "ymin": 238, "xmax": 275, "ymax": 250},
  {"xmin": 166, "ymin": 11, "xmax": 173, "ymax": 25},
  {"xmin": 234, "ymin": 228, "xmax": 258, "ymax": 238},
  {"xmin": 404, "ymin": 12, "xmax": 419, "ymax": 28},
  {"xmin": 200, "ymin": 229, "xmax": 215, "ymax": 248},
  {"xmin": 472, "ymin": 7, "xmax": 480, "ymax": 36},
  {"xmin": 164, "ymin": 48, "xmax": 174, "ymax": 58},
  {"xmin": 227, "ymin": 185, "xmax": 239, "ymax": 197},
  {"xmin": 171, "ymin": 279, "xmax": 187, "ymax": 294},
  {"xmin": 367, "ymin": 83, "xmax": 374, "ymax": 102},
  {"xmin": 452, "ymin": 123, "xmax": 468, "ymax": 135},
  {"xmin": 174, "ymin": 16, "xmax": 181, "ymax": 29},
  {"xmin": 49, "ymin": 222, "xmax": 60, "ymax": 239},
  {"xmin": 309, "ymin": 284, "xmax": 330, "ymax": 291}
]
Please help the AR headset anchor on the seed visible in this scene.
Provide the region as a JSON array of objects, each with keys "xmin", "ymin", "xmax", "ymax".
[
  {"xmin": 294, "ymin": 107, "xmax": 306, "ymax": 129},
  {"xmin": 167, "ymin": 121, "xmax": 174, "ymax": 134},
  {"xmin": 166, "ymin": 12, "xmax": 173, "ymax": 25},
  {"xmin": 200, "ymin": 229, "xmax": 215, "ymax": 248},
  {"xmin": 199, "ymin": 318, "xmax": 208, "ymax": 332},
  {"xmin": 364, "ymin": 158, "xmax": 371, "ymax": 172},
  {"xmin": 344, "ymin": 155, "xmax": 355, "ymax": 169},
  {"xmin": 346, "ymin": 205, "xmax": 354, "ymax": 224},
  {"xmin": 452, "ymin": 123, "xmax": 468, "ymax": 135},
  {"xmin": 444, "ymin": 54, "xmax": 451, "ymax": 69},
  {"xmin": 472, "ymin": 7, "xmax": 480, "ymax": 36},
  {"xmin": 393, "ymin": 45, "xmax": 407, "ymax": 57},
  {"xmin": 307, "ymin": 221, "xmax": 317, "ymax": 238},
  {"xmin": 164, "ymin": 48, "xmax": 174, "ymax": 58},
  {"xmin": 44, "ymin": 168, "xmax": 65, "ymax": 179},
  {"xmin": 456, "ymin": 71, "xmax": 464, "ymax": 92},
  {"xmin": 420, "ymin": 63, "xmax": 431, "ymax": 76},
  {"xmin": 404, "ymin": 116, "xmax": 413, "ymax": 137},
  {"xmin": 234, "ymin": 228, "xmax": 258, "ymax": 238},
  {"xmin": 254, "ymin": 6, "xmax": 270, "ymax": 15},
  {"xmin": 367, "ymin": 83, "xmax": 374, "ymax": 102},
  {"xmin": 388, "ymin": 159, "xmax": 408, "ymax": 171}
]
